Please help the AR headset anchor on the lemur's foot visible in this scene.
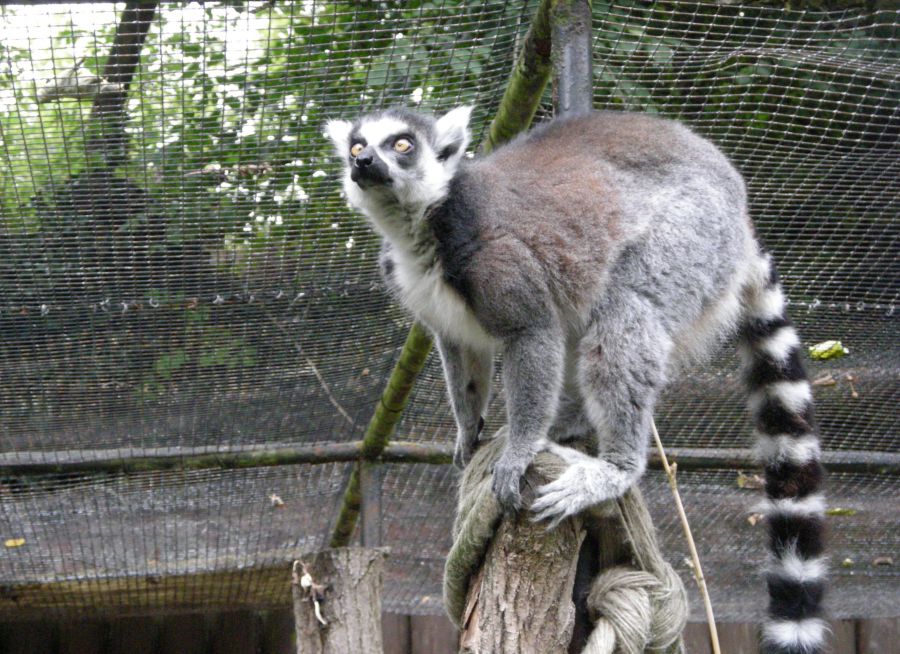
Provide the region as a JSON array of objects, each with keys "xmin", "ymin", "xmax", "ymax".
[
  {"xmin": 453, "ymin": 436, "xmax": 475, "ymax": 469},
  {"xmin": 531, "ymin": 448, "xmax": 636, "ymax": 529},
  {"xmin": 452, "ymin": 417, "xmax": 484, "ymax": 469},
  {"xmin": 531, "ymin": 463, "xmax": 601, "ymax": 529}
]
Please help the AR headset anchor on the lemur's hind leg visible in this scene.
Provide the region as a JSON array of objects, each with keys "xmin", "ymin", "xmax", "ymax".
[{"xmin": 532, "ymin": 295, "xmax": 670, "ymax": 528}]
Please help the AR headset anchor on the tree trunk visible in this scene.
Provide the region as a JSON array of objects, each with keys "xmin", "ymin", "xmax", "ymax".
[
  {"xmin": 87, "ymin": 0, "xmax": 158, "ymax": 167},
  {"xmin": 445, "ymin": 433, "xmax": 687, "ymax": 654},
  {"xmin": 459, "ymin": 466, "xmax": 585, "ymax": 653},
  {"xmin": 292, "ymin": 547, "xmax": 387, "ymax": 654}
]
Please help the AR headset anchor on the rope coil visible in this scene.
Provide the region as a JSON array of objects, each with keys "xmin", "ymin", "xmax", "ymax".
[{"xmin": 584, "ymin": 564, "xmax": 687, "ymax": 654}]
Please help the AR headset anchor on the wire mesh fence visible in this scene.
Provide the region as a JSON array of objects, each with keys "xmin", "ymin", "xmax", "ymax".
[{"xmin": 0, "ymin": 0, "xmax": 896, "ymax": 623}]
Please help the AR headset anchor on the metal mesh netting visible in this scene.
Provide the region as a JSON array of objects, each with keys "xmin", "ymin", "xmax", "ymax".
[{"xmin": 0, "ymin": 0, "xmax": 897, "ymax": 622}]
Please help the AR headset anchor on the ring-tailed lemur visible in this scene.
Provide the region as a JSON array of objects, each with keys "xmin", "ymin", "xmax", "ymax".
[{"xmin": 325, "ymin": 107, "xmax": 826, "ymax": 654}]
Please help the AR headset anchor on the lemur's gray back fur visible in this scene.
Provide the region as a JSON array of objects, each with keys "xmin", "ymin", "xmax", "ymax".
[{"xmin": 326, "ymin": 107, "xmax": 826, "ymax": 654}]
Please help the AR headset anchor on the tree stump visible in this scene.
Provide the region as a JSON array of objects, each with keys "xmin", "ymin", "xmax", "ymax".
[
  {"xmin": 459, "ymin": 471, "xmax": 585, "ymax": 653},
  {"xmin": 445, "ymin": 429, "xmax": 687, "ymax": 654},
  {"xmin": 292, "ymin": 547, "xmax": 387, "ymax": 654}
]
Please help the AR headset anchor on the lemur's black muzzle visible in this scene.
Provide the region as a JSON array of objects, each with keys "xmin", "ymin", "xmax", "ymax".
[{"xmin": 351, "ymin": 146, "xmax": 391, "ymax": 187}]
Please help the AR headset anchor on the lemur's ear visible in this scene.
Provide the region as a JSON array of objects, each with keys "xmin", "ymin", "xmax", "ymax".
[
  {"xmin": 434, "ymin": 106, "xmax": 472, "ymax": 164},
  {"xmin": 324, "ymin": 119, "xmax": 353, "ymax": 157}
]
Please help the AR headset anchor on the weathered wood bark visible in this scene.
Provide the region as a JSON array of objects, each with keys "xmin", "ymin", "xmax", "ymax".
[
  {"xmin": 459, "ymin": 467, "xmax": 585, "ymax": 653},
  {"xmin": 292, "ymin": 547, "xmax": 387, "ymax": 654}
]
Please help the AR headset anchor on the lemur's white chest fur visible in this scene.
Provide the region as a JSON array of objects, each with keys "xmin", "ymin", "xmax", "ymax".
[{"xmin": 392, "ymin": 251, "xmax": 497, "ymax": 350}]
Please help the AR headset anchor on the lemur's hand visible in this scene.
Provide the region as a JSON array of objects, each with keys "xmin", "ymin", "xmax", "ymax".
[
  {"xmin": 490, "ymin": 445, "xmax": 534, "ymax": 512},
  {"xmin": 453, "ymin": 416, "xmax": 484, "ymax": 469}
]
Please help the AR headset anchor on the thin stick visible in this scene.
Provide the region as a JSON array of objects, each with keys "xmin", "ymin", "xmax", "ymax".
[
  {"xmin": 263, "ymin": 310, "xmax": 357, "ymax": 427},
  {"xmin": 651, "ymin": 418, "xmax": 722, "ymax": 654}
]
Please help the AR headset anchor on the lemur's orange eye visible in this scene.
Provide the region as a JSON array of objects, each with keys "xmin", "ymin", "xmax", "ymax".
[
  {"xmin": 393, "ymin": 138, "xmax": 412, "ymax": 153},
  {"xmin": 350, "ymin": 143, "xmax": 364, "ymax": 157}
]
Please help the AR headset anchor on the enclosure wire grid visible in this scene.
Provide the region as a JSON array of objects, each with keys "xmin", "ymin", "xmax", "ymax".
[{"xmin": 0, "ymin": 0, "xmax": 896, "ymax": 619}]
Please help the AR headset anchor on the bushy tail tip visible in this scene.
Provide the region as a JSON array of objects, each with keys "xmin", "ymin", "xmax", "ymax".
[{"xmin": 739, "ymin": 254, "xmax": 827, "ymax": 654}]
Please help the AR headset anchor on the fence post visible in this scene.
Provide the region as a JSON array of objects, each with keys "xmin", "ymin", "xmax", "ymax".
[
  {"xmin": 292, "ymin": 548, "xmax": 388, "ymax": 654},
  {"xmin": 551, "ymin": 0, "xmax": 594, "ymax": 116}
]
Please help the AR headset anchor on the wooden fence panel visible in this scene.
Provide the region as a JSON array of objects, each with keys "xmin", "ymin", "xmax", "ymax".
[
  {"xmin": 830, "ymin": 619, "xmax": 857, "ymax": 654},
  {"xmin": 158, "ymin": 614, "xmax": 208, "ymax": 653},
  {"xmin": 58, "ymin": 620, "xmax": 106, "ymax": 654},
  {"xmin": 210, "ymin": 610, "xmax": 260, "ymax": 654},
  {"xmin": 0, "ymin": 611, "xmax": 891, "ymax": 652},
  {"xmin": 409, "ymin": 614, "xmax": 458, "ymax": 654},
  {"xmin": 0, "ymin": 621, "xmax": 56, "ymax": 654},
  {"xmin": 107, "ymin": 616, "xmax": 158, "ymax": 654},
  {"xmin": 716, "ymin": 622, "xmax": 760, "ymax": 654},
  {"xmin": 383, "ymin": 613, "xmax": 411, "ymax": 654},
  {"xmin": 260, "ymin": 609, "xmax": 295, "ymax": 654},
  {"xmin": 858, "ymin": 617, "xmax": 900, "ymax": 654},
  {"xmin": 681, "ymin": 622, "xmax": 714, "ymax": 654}
]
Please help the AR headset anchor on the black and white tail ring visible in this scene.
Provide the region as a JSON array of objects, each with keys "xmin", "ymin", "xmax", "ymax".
[{"xmin": 740, "ymin": 255, "xmax": 827, "ymax": 654}]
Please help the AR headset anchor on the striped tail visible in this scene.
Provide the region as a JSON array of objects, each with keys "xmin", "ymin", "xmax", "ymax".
[{"xmin": 739, "ymin": 255, "xmax": 827, "ymax": 654}]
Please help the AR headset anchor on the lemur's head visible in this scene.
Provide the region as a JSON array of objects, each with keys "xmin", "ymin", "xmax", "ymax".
[{"xmin": 325, "ymin": 106, "xmax": 472, "ymax": 220}]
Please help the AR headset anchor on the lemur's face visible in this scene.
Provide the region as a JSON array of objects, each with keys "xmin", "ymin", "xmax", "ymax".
[{"xmin": 325, "ymin": 106, "xmax": 472, "ymax": 213}]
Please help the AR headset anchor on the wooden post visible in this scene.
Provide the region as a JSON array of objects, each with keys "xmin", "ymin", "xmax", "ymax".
[
  {"xmin": 448, "ymin": 436, "xmax": 687, "ymax": 654},
  {"xmin": 459, "ymin": 465, "xmax": 584, "ymax": 653},
  {"xmin": 292, "ymin": 548, "xmax": 387, "ymax": 654},
  {"xmin": 360, "ymin": 463, "xmax": 383, "ymax": 547},
  {"xmin": 551, "ymin": 0, "xmax": 594, "ymax": 116}
]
